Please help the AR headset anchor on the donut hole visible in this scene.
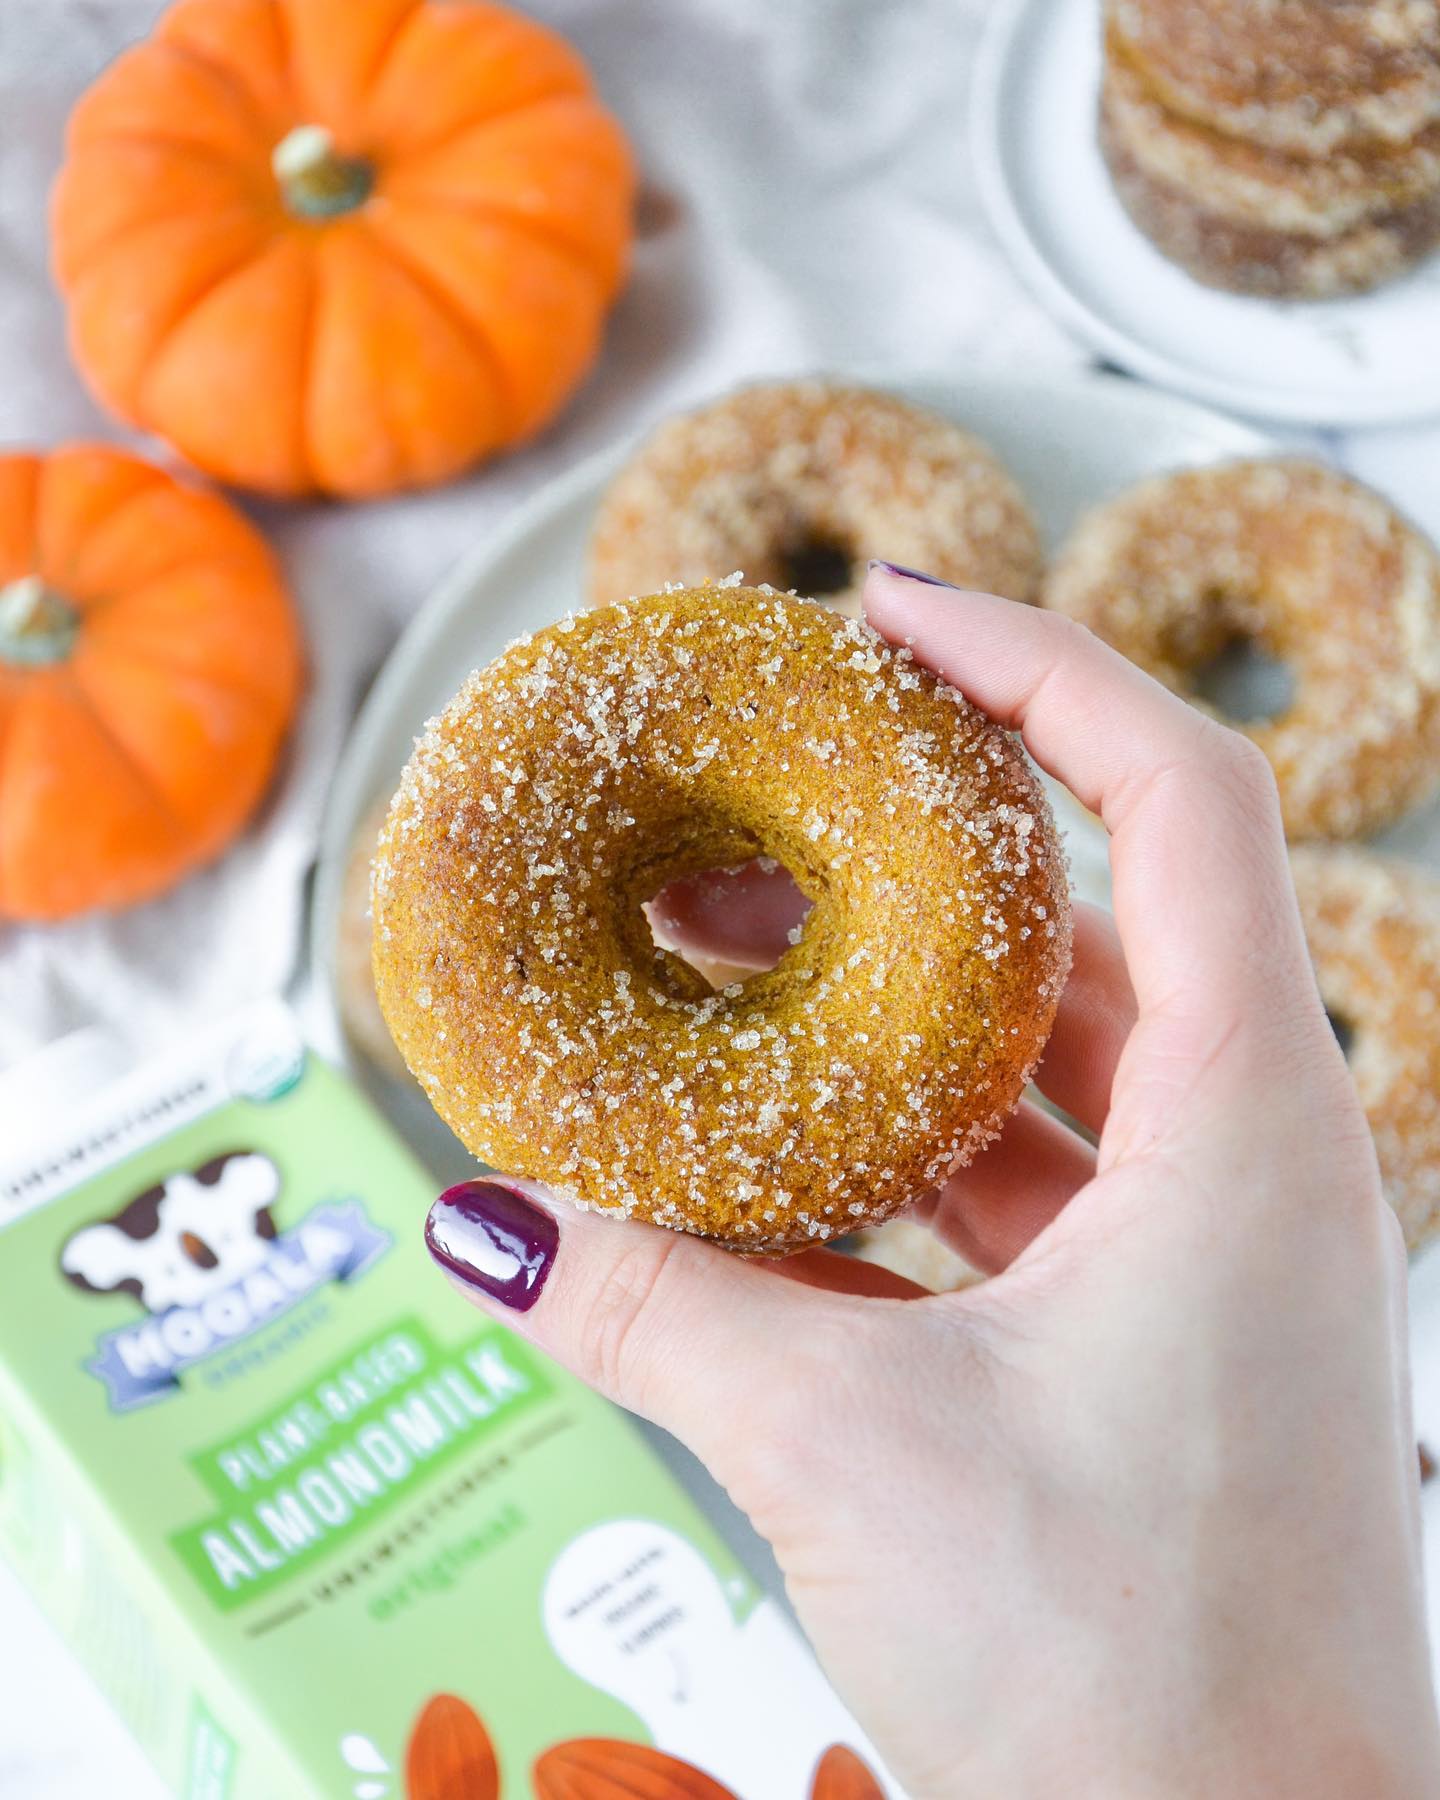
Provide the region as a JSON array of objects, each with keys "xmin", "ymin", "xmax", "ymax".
[
  {"xmin": 1192, "ymin": 633, "xmax": 1295, "ymax": 724},
  {"xmin": 644, "ymin": 855, "xmax": 812, "ymax": 986},
  {"xmin": 1325, "ymin": 1008, "xmax": 1357, "ymax": 1060},
  {"xmin": 778, "ymin": 532, "xmax": 854, "ymax": 600}
]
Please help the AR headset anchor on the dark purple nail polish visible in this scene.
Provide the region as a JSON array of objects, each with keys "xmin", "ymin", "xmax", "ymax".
[
  {"xmin": 868, "ymin": 560, "xmax": 961, "ymax": 590},
  {"xmin": 425, "ymin": 1180, "xmax": 557, "ymax": 1312}
]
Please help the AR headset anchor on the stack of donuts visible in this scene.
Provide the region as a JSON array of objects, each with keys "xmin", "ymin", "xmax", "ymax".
[{"xmin": 1100, "ymin": 0, "xmax": 1440, "ymax": 297}]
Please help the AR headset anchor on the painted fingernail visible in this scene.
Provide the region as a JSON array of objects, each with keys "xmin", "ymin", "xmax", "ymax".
[
  {"xmin": 867, "ymin": 560, "xmax": 961, "ymax": 590},
  {"xmin": 425, "ymin": 1180, "xmax": 558, "ymax": 1312}
]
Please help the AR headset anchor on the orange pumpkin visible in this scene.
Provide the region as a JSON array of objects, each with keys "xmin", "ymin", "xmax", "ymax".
[
  {"xmin": 52, "ymin": 0, "xmax": 636, "ymax": 499},
  {"xmin": 0, "ymin": 445, "xmax": 302, "ymax": 921}
]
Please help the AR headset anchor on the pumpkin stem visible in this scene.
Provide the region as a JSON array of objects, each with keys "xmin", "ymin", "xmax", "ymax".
[
  {"xmin": 273, "ymin": 125, "xmax": 375, "ymax": 219},
  {"xmin": 0, "ymin": 576, "xmax": 79, "ymax": 667}
]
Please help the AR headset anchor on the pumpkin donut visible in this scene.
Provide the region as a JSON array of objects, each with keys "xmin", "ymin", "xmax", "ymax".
[
  {"xmin": 1103, "ymin": 46, "xmax": 1440, "ymax": 239},
  {"xmin": 587, "ymin": 382, "xmax": 1042, "ymax": 617},
  {"xmin": 1291, "ymin": 848, "xmax": 1440, "ymax": 1252},
  {"xmin": 337, "ymin": 799, "xmax": 412, "ymax": 1083},
  {"xmin": 372, "ymin": 584, "xmax": 1071, "ymax": 1252},
  {"xmin": 1107, "ymin": 0, "xmax": 1440, "ymax": 156},
  {"xmin": 1100, "ymin": 48, "xmax": 1440, "ymax": 296},
  {"xmin": 1041, "ymin": 460, "xmax": 1440, "ymax": 841},
  {"xmin": 337, "ymin": 799, "xmax": 754, "ymax": 1082}
]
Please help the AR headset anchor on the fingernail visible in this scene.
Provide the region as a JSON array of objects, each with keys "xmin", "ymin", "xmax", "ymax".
[
  {"xmin": 425, "ymin": 1180, "xmax": 558, "ymax": 1312},
  {"xmin": 868, "ymin": 560, "xmax": 960, "ymax": 590}
]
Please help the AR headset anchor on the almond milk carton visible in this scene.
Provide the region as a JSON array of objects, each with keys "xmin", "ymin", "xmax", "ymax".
[{"xmin": 0, "ymin": 1004, "xmax": 892, "ymax": 1798}]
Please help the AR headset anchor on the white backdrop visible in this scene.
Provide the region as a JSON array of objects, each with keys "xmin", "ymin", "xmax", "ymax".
[{"xmin": 1, "ymin": 1, "xmax": 1438, "ymax": 1794}]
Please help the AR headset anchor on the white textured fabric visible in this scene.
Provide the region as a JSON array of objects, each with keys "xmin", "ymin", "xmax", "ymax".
[{"xmin": 0, "ymin": 0, "xmax": 1084, "ymax": 1076}]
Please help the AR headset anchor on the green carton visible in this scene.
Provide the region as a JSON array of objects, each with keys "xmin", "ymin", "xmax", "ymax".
[{"xmin": 0, "ymin": 1004, "xmax": 888, "ymax": 1798}]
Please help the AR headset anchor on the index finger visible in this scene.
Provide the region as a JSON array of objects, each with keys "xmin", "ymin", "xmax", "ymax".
[{"xmin": 863, "ymin": 566, "xmax": 1313, "ymax": 1022}]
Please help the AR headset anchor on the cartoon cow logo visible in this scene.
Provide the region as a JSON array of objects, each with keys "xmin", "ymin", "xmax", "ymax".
[{"xmin": 60, "ymin": 1151, "xmax": 281, "ymax": 1314}]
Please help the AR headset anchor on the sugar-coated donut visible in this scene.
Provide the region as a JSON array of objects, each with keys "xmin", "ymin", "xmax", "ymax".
[
  {"xmin": 1100, "ymin": 44, "xmax": 1440, "ymax": 296},
  {"xmin": 587, "ymin": 381, "xmax": 1042, "ymax": 618},
  {"xmin": 1292, "ymin": 847, "xmax": 1440, "ymax": 1252},
  {"xmin": 336, "ymin": 799, "xmax": 412, "ymax": 1084},
  {"xmin": 1108, "ymin": 0, "xmax": 1440, "ymax": 156},
  {"xmin": 1104, "ymin": 39, "xmax": 1440, "ymax": 238},
  {"xmin": 372, "ymin": 584, "xmax": 1071, "ymax": 1252},
  {"xmin": 1042, "ymin": 460, "xmax": 1440, "ymax": 841}
]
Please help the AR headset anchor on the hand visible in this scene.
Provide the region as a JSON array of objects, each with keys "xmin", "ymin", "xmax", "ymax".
[{"xmin": 423, "ymin": 566, "xmax": 1440, "ymax": 1798}]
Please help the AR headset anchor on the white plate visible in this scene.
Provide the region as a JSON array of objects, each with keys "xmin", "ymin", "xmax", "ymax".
[
  {"xmin": 973, "ymin": 0, "xmax": 1440, "ymax": 427},
  {"xmin": 309, "ymin": 366, "xmax": 1276, "ymax": 1165}
]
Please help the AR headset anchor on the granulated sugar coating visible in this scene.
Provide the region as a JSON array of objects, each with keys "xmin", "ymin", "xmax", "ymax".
[
  {"xmin": 1292, "ymin": 847, "xmax": 1440, "ymax": 1252},
  {"xmin": 1104, "ymin": 40, "xmax": 1440, "ymax": 238},
  {"xmin": 1100, "ymin": 87, "xmax": 1440, "ymax": 297},
  {"xmin": 1100, "ymin": 42, "xmax": 1440, "ymax": 296},
  {"xmin": 372, "ymin": 584, "xmax": 1071, "ymax": 1252},
  {"xmin": 586, "ymin": 381, "xmax": 1042, "ymax": 619},
  {"xmin": 1109, "ymin": 0, "xmax": 1440, "ymax": 155},
  {"xmin": 1042, "ymin": 460, "xmax": 1440, "ymax": 841}
]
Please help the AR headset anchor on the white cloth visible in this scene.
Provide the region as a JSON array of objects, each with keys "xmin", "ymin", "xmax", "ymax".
[{"xmin": 0, "ymin": 0, "xmax": 1085, "ymax": 1073}]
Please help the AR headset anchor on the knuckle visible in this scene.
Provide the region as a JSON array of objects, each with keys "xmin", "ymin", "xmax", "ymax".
[
  {"xmin": 1207, "ymin": 722, "xmax": 1278, "ymax": 807},
  {"xmin": 574, "ymin": 1232, "xmax": 682, "ymax": 1407},
  {"xmin": 1038, "ymin": 609, "xmax": 1100, "ymax": 658},
  {"xmin": 722, "ymin": 1308, "xmax": 876, "ymax": 1516}
]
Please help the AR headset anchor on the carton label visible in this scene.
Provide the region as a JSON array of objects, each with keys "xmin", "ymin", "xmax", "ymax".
[
  {"xmin": 185, "ymin": 1698, "xmax": 237, "ymax": 1800},
  {"xmin": 61, "ymin": 1161, "xmax": 392, "ymax": 1412}
]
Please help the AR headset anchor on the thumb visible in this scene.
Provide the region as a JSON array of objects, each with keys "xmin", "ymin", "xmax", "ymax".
[
  {"xmin": 423, "ymin": 1175, "xmax": 844, "ymax": 1471},
  {"xmin": 647, "ymin": 858, "xmax": 810, "ymax": 970}
]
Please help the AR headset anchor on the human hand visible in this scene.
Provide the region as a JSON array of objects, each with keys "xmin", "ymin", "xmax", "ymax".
[{"xmin": 423, "ymin": 565, "xmax": 1440, "ymax": 1798}]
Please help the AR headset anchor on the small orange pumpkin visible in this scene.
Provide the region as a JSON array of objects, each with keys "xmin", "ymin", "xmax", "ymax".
[
  {"xmin": 0, "ymin": 445, "xmax": 302, "ymax": 921},
  {"xmin": 52, "ymin": 0, "xmax": 636, "ymax": 499}
]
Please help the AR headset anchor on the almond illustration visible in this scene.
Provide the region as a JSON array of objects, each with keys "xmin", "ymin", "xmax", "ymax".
[
  {"xmin": 405, "ymin": 1693, "xmax": 499, "ymax": 1800},
  {"xmin": 810, "ymin": 1743, "xmax": 886, "ymax": 1800},
  {"xmin": 534, "ymin": 1738, "xmax": 739, "ymax": 1799}
]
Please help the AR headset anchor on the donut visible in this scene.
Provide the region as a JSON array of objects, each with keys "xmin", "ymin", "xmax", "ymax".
[
  {"xmin": 1101, "ymin": 114, "xmax": 1440, "ymax": 297},
  {"xmin": 1041, "ymin": 460, "xmax": 1440, "ymax": 841},
  {"xmin": 371, "ymin": 583, "xmax": 1071, "ymax": 1252},
  {"xmin": 1103, "ymin": 44, "xmax": 1440, "ymax": 238},
  {"xmin": 336, "ymin": 799, "xmax": 413, "ymax": 1084},
  {"xmin": 1099, "ymin": 46, "xmax": 1440, "ymax": 296},
  {"xmin": 1291, "ymin": 847, "xmax": 1440, "ymax": 1251},
  {"xmin": 338, "ymin": 802, "xmax": 756, "ymax": 1082},
  {"xmin": 1108, "ymin": 0, "xmax": 1440, "ymax": 156},
  {"xmin": 586, "ymin": 381, "xmax": 1042, "ymax": 618}
]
